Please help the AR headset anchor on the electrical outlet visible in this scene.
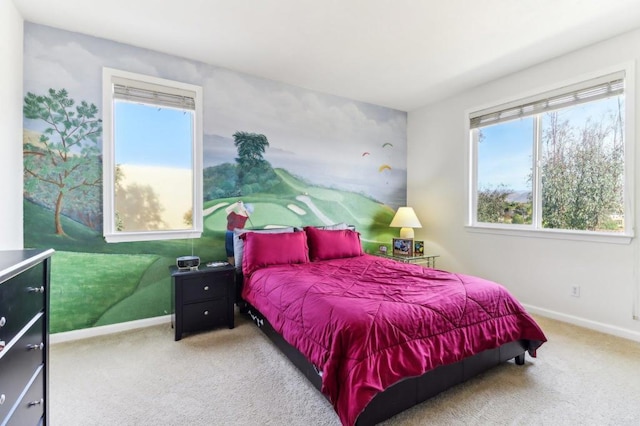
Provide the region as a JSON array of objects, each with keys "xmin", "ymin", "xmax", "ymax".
[{"xmin": 571, "ymin": 285, "xmax": 580, "ymax": 297}]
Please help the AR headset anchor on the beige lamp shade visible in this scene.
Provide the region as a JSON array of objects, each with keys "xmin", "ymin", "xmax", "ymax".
[{"xmin": 389, "ymin": 207, "xmax": 422, "ymax": 239}]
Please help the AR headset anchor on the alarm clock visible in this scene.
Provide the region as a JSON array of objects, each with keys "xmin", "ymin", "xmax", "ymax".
[{"xmin": 176, "ymin": 255, "xmax": 200, "ymax": 271}]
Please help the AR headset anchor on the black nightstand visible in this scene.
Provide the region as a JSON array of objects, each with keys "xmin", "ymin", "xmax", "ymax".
[{"xmin": 171, "ymin": 264, "xmax": 235, "ymax": 341}]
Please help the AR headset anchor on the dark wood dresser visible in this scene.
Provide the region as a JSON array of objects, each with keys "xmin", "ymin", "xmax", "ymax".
[
  {"xmin": 171, "ymin": 265, "xmax": 235, "ymax": 341},
  {"xmin": 0, "ymin": 248, "xmax": 54, "ymax": 425}
]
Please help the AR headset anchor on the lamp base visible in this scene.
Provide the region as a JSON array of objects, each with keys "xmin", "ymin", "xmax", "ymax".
[{"xmin": 399, "ymin": 227, "xmax": 414, "ymax": 239}]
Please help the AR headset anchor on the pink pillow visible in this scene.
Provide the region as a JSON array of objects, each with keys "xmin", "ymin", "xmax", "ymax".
[
  {"xmin": 304, "ymin": 226, "xmax": 363, "ymax": 261},
  {"xmin": 241, "ymin": 231, "xmax": 309, "ymax": 276}
]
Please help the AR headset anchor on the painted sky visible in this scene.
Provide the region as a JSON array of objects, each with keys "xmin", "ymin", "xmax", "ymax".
[{"xmin": 23, "ymin": 23, "xmax": 407, "ymax": 207}]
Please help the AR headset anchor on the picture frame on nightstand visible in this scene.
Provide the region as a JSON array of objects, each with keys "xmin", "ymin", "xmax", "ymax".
[
  {"xmin": 414, "ymin": 240, "xmax": 424, "ymax": 256},
  {"xmin": 393, "ymin": 238, "xmax": 413, "ymax": 257}
]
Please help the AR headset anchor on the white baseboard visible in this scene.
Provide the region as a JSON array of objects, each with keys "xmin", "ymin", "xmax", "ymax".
[
  {"xmin": 50, "ymin": 314, "xmax": 172, "ymax": 344},
  {"xmin": 524, "ymin": 304, "xmax": 640, "ymax": 343},
  {"xmin": 51, "ymin": 306, "xmax": 640, "ymax": 345}
]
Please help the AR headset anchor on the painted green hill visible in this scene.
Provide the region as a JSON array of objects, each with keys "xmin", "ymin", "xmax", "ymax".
[{"xmin": 27, "ymin": 167, "xmax": 400, "ymax": 333}]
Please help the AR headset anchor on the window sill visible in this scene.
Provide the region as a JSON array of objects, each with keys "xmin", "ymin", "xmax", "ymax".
[
  {"xmin": 104, "ymin": 230, "xmax": 202, "ymax": 243},
  {"xmin": 465, "ymin": 224, "xmax": 633, "ymax": 245}
]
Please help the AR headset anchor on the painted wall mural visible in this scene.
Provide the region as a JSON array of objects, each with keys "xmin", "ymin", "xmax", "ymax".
[{"xmin": 23, "ymin": 23, "xmax": 407, "ymax": 333}]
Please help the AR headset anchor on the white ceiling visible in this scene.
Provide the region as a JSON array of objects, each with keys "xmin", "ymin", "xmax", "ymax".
[{"xmin": 12, "ymin": 0, "xmax": 640, "ymax": 111}]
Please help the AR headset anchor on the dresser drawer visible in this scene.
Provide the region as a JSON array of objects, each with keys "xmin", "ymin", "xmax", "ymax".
[
  {"xmin": 0, "ymin": 264, "xmax": 45, "ymax": 346},
  {"xmin": 3, "ymin": 365, "xmax": 44, "ymax": 426},
  {"xmin": 181, "ymin": 272, "xmax": 231, "ymax": 303},
  {"xmin": 0, "ymin": 314, "xmax": 44, "ymax": 421},
  {"xmin": 182, "ymin": 299, "xmax": 229, "ymax": 331}
]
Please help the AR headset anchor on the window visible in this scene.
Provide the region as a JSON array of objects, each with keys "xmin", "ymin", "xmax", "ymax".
[
  {"xmin": 468, "ymin": 68, "xmax": 634, "ymax": 242},
  {"xmin": 102, "ymin": 68, "xmax": 203, "ymax": 242}
]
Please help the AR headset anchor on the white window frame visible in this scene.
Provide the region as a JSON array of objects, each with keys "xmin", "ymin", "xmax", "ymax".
[
  {"xmin": 466, "ymin": 64, "xmax": 635, "ymax": 244},
  {"xmin": 102, "ymin": 68, "xmax": 203, "ymax": 243}
]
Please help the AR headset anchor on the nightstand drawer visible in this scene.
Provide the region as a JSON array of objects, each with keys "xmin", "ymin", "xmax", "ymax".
[
  {"xmin": 182, "ymin": 300, "xmax": 228, "ymax": 331},
  {"xmin": 181, "ymin": 274, "xmax": 229, "ymax": 303}
]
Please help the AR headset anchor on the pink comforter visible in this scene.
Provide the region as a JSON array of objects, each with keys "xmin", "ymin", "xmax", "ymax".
[{"xmin": 242, "ymin": 254, "xmax": 546, "ymax": 425}]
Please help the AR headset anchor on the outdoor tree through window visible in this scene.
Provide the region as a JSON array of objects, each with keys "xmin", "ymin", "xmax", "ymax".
[{"xmin": 469, "ymin": 71, "xmax": 632, "ymax": 237}]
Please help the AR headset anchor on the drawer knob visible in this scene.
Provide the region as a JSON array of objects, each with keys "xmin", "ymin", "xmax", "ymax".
[
  {"xmin": 28, "ymin": 286, "xmax": 45, "ymax": 294},
  {"xmin": 203, "ymin": 285, "xmax": 209, "ymax": 291},
  {"xmin": 0, "ymin": 394, "xmax": 5, "ymax": 405},
  {"xmin": 203, "ymin": 310, "xmax": 209, "ymax": 316},
  {"xmin": 0, "ymin": 317, "xmax": 5, "ymax": 327},
  {"xmin": 27, "ymin": 342, "xmax": 45, "ymax": 351},
  {"xmin": 28, "ymin": 398, "xmax": 43, "ymax": 407}
]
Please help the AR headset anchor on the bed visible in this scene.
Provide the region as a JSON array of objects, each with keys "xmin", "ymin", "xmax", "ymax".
[{"xmin": 234, "ymin": 226, "xmax": 546, "ymax": 425}]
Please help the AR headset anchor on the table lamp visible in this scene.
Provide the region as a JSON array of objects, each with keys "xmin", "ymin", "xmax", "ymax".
[{"xmin": 390, "ymin": 207, "xmax": 422, "ymax": 239}]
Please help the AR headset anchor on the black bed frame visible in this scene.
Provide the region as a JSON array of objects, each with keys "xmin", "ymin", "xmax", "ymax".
[{"xmin": 236, "ymin": 281, "xmax": 527, "ymax": 425}]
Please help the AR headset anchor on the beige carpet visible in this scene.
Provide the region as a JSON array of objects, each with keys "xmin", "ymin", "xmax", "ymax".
[{"xmin": 49, "ymin": 313, "xmax": 640, "ymax": 425}]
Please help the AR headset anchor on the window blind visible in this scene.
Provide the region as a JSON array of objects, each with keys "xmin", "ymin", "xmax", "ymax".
[
  {"xmin": 112, "ymin": 76, "xmax": 196, "ymax": 110},
  {"xmin": 470, "ymin": 72, "xmax": 625, "ymax": 129}
]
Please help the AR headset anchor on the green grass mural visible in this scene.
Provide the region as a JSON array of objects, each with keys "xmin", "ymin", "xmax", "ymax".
[
  {"xmin": 22, "ymin": 25, "xmax": 407, "ymax": 334},
  {"xmin": 26, "ymin": 168, "xmax": 398, "ymax": 333}
]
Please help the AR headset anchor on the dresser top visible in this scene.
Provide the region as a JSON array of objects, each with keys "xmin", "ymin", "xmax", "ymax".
[{"xmin": 0, "ymin": 248, "xmax": 55, "ymax": 283}]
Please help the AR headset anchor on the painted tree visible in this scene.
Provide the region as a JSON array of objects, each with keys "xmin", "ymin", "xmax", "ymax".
[
  {"xmin": 232, "ymin": 131, "xmax": 279, "ymax": 194},
  {"xmin": 203, "ymin": 163, "xmax": 237, "ymax": 200},
  {"xmin": 23, "ymin": 88, "xmax": 102, "ymax": 235}
]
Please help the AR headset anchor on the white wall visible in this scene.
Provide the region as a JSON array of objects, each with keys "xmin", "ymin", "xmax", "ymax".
[
  {"xmin": 0, "ymin": 1, "xmax": 24, "ymax": 250},
  {"xmin": 408, "ymin": 28, "xmax": 640, "ymax": 342}
]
